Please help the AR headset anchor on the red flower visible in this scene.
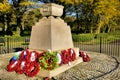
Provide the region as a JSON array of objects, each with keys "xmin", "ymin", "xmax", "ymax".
[
  {"xmin": 7, "ymin": 50, "xmax": 41, "ymax": 77},
  {"xmin": 15, "ymin": 60, "xmax": 26, "ymax": 74},
  {"xmin": 7, "ymin": 60, "xmax": 19, "ymax": 72},
  {"xmin": 79, "ymin": 51, "xmax": 85, "ymax": 57},
  {"xmin": 26, "ymin": 51, "xmax": 39, "ymax": 63},
  {"xmin": 60, "ymin": 49, "xmax": 76, "ymax": 65},
  {"xmin": 44, "ymin": 77, "xmax": 50, "ymax": 80},
  {"xmin": 79, "ymin": 51, "xmax": 90, "ymax": 62},
  {"xmin": 19, "ymin": 50, "xmax": 29, "ymax": 61},
  {"xmin": 25, "ymin": 62, "xmax": 40, "ymax": 77},
  {"xmin": 68, "ymin": 48, "xmax": 76, "ymax": 61}
]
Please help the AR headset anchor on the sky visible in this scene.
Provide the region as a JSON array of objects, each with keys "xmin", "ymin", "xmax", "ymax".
[{"xmin": 8, "ymin": 0, "xmax": 43, "ymax": 4}]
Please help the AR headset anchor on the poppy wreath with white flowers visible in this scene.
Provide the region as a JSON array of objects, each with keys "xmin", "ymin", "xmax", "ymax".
[
  {"xmin": 60, "ymin": 50, "xmax": 70, "ymax": 64},
  {"xmin": 7, "ymin": 60, "xmax": 19, "ymax": 72},
  {"xmin": 26, "ymin": 51, "xmax": 39, "ymax": 63},
  {"xmin": 79, "ymin": 51, "xmax": 90, "ymax": 62},
  {"xmin": 25, "ymin": 62, "xmax": 40, "ymax": 77},
  {"xmin": 15, "ymin": 60, "xmax": 27, "ymax": 74},
  {"xmin": 60, "ymin": 49, "xmax": 76, "ymax": 65},
  {"xmin": 68, "ymin": 48, "xmax": 76, "ymax": 61},
  {"xmin": 7, "ymin": 50, "xmax": 40, "ymax": 77},
  {"xmin": 19, "ymin": 50, "xmax": 29, "ymax": 61},
  {"xmin": 7, "ymin": 49, "xmax": 77, "ymax": 77}
]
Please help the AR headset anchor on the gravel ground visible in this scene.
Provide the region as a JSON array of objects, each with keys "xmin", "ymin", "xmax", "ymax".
[
  {"xmin": 0, "ymin": 52, "xmax": 120, "ymax": 80},
  {"xmin": 54, "ymin": 52, "xmax": 120, "ymax": 80}
]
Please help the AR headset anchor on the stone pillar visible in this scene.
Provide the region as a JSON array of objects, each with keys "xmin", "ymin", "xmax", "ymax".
[{"xmin": 29, "ymin": 3, "xmax": 74, "ymax": 51}]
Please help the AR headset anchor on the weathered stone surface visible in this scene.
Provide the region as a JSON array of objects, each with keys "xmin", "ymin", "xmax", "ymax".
[
  {"xmin": 40, "ymin": 3, "xmax": 64, "ymax": 17},
  {"xmin": 29, "ymin": 16, "xmax": 74, "ymax": 51},
  {"xmin": 38, "ymin": 57, "xmax": 83, "ymax": 78}
]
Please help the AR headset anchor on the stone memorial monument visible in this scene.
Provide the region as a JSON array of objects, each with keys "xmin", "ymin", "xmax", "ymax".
[
  {"xmin": 29, "ymin": 3, "xmax": 73, "ymax": 51},
  {"xmin": 29, "ymin": 3, "xmax": 82, "ymax": 78}
]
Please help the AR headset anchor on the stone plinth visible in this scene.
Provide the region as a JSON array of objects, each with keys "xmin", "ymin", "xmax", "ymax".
[
  {"xmin": 29, "ymin": 48, "xmax": 81, "ymax": 78},
  {"xmin": 29, "ymin": 16, "xmax": 74, "ymax": 51},
  {"xmin": 38, "ymin": 57, "xmax": 83, "ymax": 78},
  {"xmin": 36, "ymin": 48, "xmax": 81, "ymax": 78}
]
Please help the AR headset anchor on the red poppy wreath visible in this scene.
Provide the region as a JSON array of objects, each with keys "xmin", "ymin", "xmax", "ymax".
[
  {"xmin": 7, "ymin": 60, "xmax": 19, "ymax": 72},
  {"xmin": 25, "ymin": 62, "xmax": 40, "ymax": 77}
]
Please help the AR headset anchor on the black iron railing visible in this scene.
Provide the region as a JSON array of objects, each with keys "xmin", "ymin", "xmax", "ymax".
[
  {"xmin": 0, "ymin": 36, "xmax": 119, "ymax": 59},
  {"xmin": 74, "ymin": 37, "xmax": 120, "ymax": 59},
  {"xmin": 0, "ymin": 37, "xmax": 29, "ymax": 53}
]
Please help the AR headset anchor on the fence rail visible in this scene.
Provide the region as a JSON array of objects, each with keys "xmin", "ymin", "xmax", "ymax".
[
  {"xmin": 0, "ymin": 37, "xmax": 29, "ymax": 53},
  {"xmin": 74, "ymin": 37, "xmax": 120, "ymax": 59},
  {"xmin": 0, "ymin": 36, "xmax": 119, "ymax": 59}
]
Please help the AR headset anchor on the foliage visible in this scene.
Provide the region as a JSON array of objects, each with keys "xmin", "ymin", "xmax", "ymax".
[
  {"xmin": 108, "ymin": 30, "xmax": 120, "ymax": 39},
  {"xmin": 93, "ymin": 0, "xmax": 120, "ymax": 33},
  {"xmin": 0, "ymin": 0, "xmax": 120, "ymax": 36},
  {"xmin": 38, "ymin": 0, "xmax": 58, "ymax": 3},
  {"xmin": 22, "ymin": 8, "xmax": 42, "ymax": 36},
  {"xmin": 11, "ymin": 0, "xmax": 37, "ymax": 36},
  {"xmin": 72, "ymin": 32, "xmax": 120, "ymax": 44},
  {"xmin": 94, "ymin": 33, "xmax": 109, "ymax": 38},
  {"xmin": 72, "ymin": 33, "xmax": 94, "ymax": 42},
  {"xmin": 0, "ymin": 0, "xmax": 11, "ymax": 14},
  {"xmin": 59, "ymin": 0, "xmax": 83, "ymax": 5},
  {"xmin": 0, "ymin": 0, "xmax": 42, "ymax": 36},
  {"xmin": 108, "ymin": 30, "xmax": 120, "ymax": 35},
  {"xmin": 58, "ymin": 0, "xmax": 120, "ymax": 34},
  {"xmin": 64, "ymin": 16, "xmax": 75, "ymax": 22}
]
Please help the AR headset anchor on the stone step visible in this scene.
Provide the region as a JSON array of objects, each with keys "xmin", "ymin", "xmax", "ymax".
[{"xmin": 37, "ymin": 57, "xmax": 83, "ymax": 78}]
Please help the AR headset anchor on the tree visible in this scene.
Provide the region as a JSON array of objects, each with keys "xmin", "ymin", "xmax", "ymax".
[
  {"xmin": 37, "ymin": 0, "xmax": 58, "ymax": 3},
  {"xmin": 12, "ymin": 0, "xmax": 120, "ymax": 34},
  {"xmin": 10, "ymin": 0, "xmax": 36, "ymax": 36},
  {"xmin": 22, "ymin": 8, "xmax": 42, "ymax": 35},
  {"xmin": 0, "ymin": 0, "xmax": 41, "ymax": 36},
  {"xmin": 0, "ymin": 0, "xmax": 13, "ymax": 36},
  {"xmin": 59, "ymin": 0, "xmax": 120, "ymax": 33},
  {"xmin": 93, "ymin": 0, "xmax": 120, "ymax": 33},
  {"xmin": 59, "ymin": 0, "xmax": 87, "ymax": 33},
  {"xmin": 0, "ymin": 0, "xmax": 11, "ymax": 13}
]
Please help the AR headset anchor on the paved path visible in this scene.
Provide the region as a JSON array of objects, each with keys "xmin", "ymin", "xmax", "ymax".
[
  {"xmin": 54, "ymin": 52, "xmax": 120, "ymax": 80},
  {"xmin": 0, "ymin": 52, "xmax": 120, "ymax": 80}
]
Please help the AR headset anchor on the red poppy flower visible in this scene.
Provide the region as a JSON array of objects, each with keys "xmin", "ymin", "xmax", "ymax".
[
  {"xmin": 25, "ymin": 62, "xmax": 40, "ymax": 77},
  {"xmin": 7, "ymin": 60, "xmax": 19, "ymax": 72}
]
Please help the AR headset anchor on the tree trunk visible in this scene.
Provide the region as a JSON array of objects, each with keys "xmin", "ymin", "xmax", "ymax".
[
  {"xmin": 90, "ymin": 27, "xmax": 93, "ymax": 33},
  {"xmin": 74, "ymin": 5, "xmax": 79, "ymax": 34},
  {"xmin": 95, "ymin": 21, "xmax": 103, "ymax": 34},
  {"xmin": 17, "ymin": 16, "xmax": 23, "ymax": 36},
  {"xmin": 107, "ymin": 26, "xmax": 111, "ymax": 33}
]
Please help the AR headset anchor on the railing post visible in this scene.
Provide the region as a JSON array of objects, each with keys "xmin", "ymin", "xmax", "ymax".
[
  {"xmin": 100, "ymin": 37, "xmax": 102, "ymax": 53},
  {"xmin": 7, "ymin": 37, "xmax": 10, "ymax": 53}
]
